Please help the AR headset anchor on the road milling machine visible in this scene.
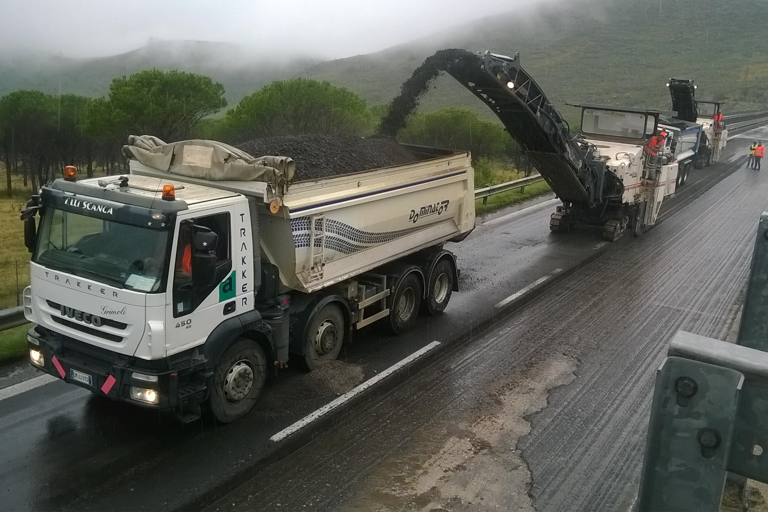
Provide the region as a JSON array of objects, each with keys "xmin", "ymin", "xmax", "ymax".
[
  {"xmin": 402, "ymin": 50, "xmax": 680, "ymax": 240},
  {"xmin": 666, "ymin": 78, "xmax": 727, "ymax": 167}
]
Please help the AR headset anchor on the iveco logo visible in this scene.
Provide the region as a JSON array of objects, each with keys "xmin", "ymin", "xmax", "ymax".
[{"xmin": 59, "ymin": 305, "xmax": 103, "ymax": 327}]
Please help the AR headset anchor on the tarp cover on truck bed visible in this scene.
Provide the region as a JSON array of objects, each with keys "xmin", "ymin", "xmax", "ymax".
[{"xmin": 122, "ymin": 135, "xmax": 295, "ymax": 188}]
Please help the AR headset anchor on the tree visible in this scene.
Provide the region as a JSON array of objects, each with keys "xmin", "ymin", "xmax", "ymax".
[
  {"xmin": 0, "ymin": 90, "xmax": 57, "ymax": 192},
  {"xmin": 397, "ymin": 108, "xmax": 516, "ymax": 162},
  {"xmin": 220, "ymin": 78, "xmax": 370, "ymax": 142},
  {"xmin": 107, "ymin": 69, "xmax": 227, "ymax": 142}
]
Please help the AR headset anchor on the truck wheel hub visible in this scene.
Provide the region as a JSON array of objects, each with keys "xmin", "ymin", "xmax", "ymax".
[
  {"xmin": 397, "ymin": 288, "xmax": 416, "ymax": 321},
  {"xmin": 314, "ymin": 321, "xmax": 338, "ymax": 356},
  {"xmin": 224, "ymin": 360, "xmax": 254, "ymax": 402},
  {"xmin": 433, "ymin": 273, "xmax": 450, "ymax": 304}
]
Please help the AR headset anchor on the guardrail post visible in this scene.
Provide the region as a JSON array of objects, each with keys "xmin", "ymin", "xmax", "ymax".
[
  {"xmin": 638, "ymin": 353, "xmax": 742, "ymax": 511},
  {"xmin": 638, "ymin": 212, "xmax": 768, "ymax": 510}
]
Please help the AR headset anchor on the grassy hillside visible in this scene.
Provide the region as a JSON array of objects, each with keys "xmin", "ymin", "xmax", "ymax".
[
  {"xmin": 298, "ymin": 0, "xmax": 768, "ymax": 124},
  {"xmin": 0, "ymin": 39, "xmax": 322, "ymax": 106}
]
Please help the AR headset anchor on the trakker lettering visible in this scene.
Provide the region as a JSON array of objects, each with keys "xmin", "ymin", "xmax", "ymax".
[
  {"xmin": 43, "ymin": 270, "xmax": 119, "ymax": 298},
  {"xmin": 59, "ymin": 304, "xmax": 103, "ymax": 327},
  {"xmin": 409, "ymin": 200, "xmax": 450, "ymax": 223},
  {"xmin": 63, "ymin": 197, "xmax": 115, "ymax": 216}
]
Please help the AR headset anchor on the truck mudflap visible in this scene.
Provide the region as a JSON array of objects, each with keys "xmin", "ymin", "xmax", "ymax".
[{"xmin": 27, "ymin": 327, "xmax": 207, "ymax": 410}]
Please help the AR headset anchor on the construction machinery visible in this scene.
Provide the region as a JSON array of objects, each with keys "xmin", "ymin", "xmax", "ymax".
[
  {"xmin": 666, "ymin": 78, "xmax": 728, "ymax": 167},
  {"xmin": 413, "ymin": 50, "xmax": 679, "ymax": 240}
]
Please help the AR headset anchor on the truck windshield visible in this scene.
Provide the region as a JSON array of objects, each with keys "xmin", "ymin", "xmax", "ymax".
[
  {"xmin": 34, "ymin": 207, "xmax": 171, "ymax": 293},
  {"xmin": 581, "ymin": 108, "xmax": 651, "ymax": 140}
]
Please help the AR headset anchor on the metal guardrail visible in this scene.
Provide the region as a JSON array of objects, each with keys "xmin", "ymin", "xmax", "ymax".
[
  {"xmin": 474, "ymin": 173, "xmax": 545, "ymax": 204},
  {"xmin": 0, "ymin": 306, "xmax": 26, "ymax": 332},
  {"xmin": 723, "ymin": 110, "xmax": 768, "ymax": 131}
]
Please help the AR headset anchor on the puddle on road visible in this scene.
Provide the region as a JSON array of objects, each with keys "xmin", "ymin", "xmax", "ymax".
[{"xmin": 344, "ymin": 353, "xmax": 577, "ymax": 511}]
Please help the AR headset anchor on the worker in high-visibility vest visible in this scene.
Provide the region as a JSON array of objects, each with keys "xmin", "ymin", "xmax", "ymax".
[
  {"xmin": 714, "ymin": 112, "xmax": 724, "ymax": 130},
  {"xmin": 753, "ymin": 142, "xmax": 765, "ymax": 170},
  {"xmin": 645, "ymin": 130, "xmax": 668, "ymax": 157},
  {"xmin": 748, "ymin": 142, "xmax": 757, "ymax": 168}
]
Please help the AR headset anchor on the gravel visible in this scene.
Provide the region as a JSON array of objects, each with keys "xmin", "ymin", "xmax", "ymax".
[{"xmin": 236, "ymin": 134, "xmax": 418, "ymax": 182}]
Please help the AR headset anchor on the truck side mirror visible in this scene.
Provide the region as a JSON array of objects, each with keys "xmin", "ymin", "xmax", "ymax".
[
  {"xmin": 192, "ymin": 226, "xmax": 218, "ymax": 288},
  {"xmin": 24, "ymin": 217, "xmax": 37, "ymax": 253},
  {"xmin": 21, "ymin": 195, "xmax": 41, "ymax": 253}
]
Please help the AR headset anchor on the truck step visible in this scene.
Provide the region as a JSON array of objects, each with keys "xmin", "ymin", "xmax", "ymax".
[{"xmin": 178, "ymin": 384, "xmax": 206, "ymax": 400}]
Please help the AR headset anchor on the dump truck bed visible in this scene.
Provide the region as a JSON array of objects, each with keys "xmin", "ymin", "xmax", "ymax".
[{"xmin": 129, "ymin": 138, "xmax": 475, "ymax": 293}]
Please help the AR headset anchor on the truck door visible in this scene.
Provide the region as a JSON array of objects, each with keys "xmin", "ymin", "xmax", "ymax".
[{"xmin": 167, "ymin": 207, "xmax": 235, "ymax": 355}]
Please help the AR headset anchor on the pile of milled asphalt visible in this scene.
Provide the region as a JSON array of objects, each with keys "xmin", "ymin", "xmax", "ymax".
[{"xmin": 237, "ymin": 134, "xmax": 417, "ymax": 182}]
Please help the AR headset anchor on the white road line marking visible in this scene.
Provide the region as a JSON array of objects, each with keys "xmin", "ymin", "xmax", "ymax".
[
  {"xmin": 594, "ymin": 242, "xmax": 608, "ymax": 250},
  {"xmin": 483, "ymin": 198, "xmax": 560, "ymax": 227},
  {"xmin": 727, "ymin": 153, "xmax": 740, "ymax": 162},
  {"xmin": 494, "ymin": 269, "xmax": 563, "ymax": 309},
  {"xmin": 270, "ymin": 341, "xmax": 442, "ymax": 443},
  {"xmin": 0, "ymin": 374, "xmax": 58, "ymax": 402}
]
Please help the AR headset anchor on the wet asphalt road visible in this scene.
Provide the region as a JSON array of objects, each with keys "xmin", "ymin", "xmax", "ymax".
[
  {"xmin": 203, "ymin": 135, "xmax": 765, "ymax": 511},
  {"xmin": 0, "ymin": 132, "xmax": 760, "ymax": 511}
]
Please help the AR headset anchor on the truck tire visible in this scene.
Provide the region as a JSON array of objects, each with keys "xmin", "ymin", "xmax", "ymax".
[
  {"xmin": 208, "ymin": 338, "xmax": 267, "ymax": 423},
  {"xmin": 386, "ymin": 273, "xmax": 422, "ymax": 334},
  {"xmin": 302, "ymin": 303, "xmax": 345, "ymax": 371},
  {"xmin": 422, "ymin": 259, "xmax": 454, "ymax": 316}
]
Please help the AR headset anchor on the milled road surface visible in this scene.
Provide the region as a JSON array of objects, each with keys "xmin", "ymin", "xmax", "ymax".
[
  {"xmin": 207, "ymin": 137, "xmax": 766, "ymax": 511},
  {"xmin": 0, "ymin": 131, "xmax": 757, "ymax": 511}
]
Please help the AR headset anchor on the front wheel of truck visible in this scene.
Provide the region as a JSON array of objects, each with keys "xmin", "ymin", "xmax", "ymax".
[
  {"xmin": 300, "ymin": 303, "xmax": 346, "ymax": 371},
  {"xmin": 208, "ymin": 338, "xmax": 267, "ymax": 423}
]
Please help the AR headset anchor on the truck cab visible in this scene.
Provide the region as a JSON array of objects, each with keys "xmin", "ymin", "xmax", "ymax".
[{"xmin": 23, "ymin": 174, "xmax": 274, "ymax": 422}]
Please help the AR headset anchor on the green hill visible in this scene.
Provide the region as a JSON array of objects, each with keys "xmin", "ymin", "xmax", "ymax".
[{"xmin": 298, "ymin": 0, "xmax": 768, "ymax": 123}]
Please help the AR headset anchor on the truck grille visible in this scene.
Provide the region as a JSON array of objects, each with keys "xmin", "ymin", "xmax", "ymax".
[
  {"xmin": 46, "ymin": 300, "xmax": 127, "ymax": 343},
  {"xmin": 50, "ymin": 316, "xmax": 123, "ymax": 343},
  {"xmin": 46, "ymin": 300, "xmax": 128, "ymax": 329}
]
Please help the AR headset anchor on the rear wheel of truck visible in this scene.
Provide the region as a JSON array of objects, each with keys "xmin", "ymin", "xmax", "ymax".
[
  {"xmin": 302, "ymin": 303, "xmax": 345, "ymax": 371},
  {"xmin": 387, "ymin": 273, "xmax": 422, "ymax": 334},
  {"xmin": 422, "ymin": 259, "xmax": 454, "ymax": 316},
  {"xmin": 208, "ymin": 338, "xmax": 267, "ymax": 423}
]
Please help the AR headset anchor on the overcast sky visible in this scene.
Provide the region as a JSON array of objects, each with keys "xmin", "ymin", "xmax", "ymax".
[{"xmin": 0, "ymin": 0, "xmax": 560, "ymax": 59}]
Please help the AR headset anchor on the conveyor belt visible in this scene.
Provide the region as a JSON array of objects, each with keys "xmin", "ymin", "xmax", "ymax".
[
  {"xmin": 380, "ymin": 50, "xmax": 615, "ymax": 208},
  {"xmin": 667, "ymin": 78, "xmax": 698, "ymax": 122}
]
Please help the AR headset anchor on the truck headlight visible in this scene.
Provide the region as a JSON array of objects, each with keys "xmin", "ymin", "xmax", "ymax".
[
  {"xmin": 130, "ymin": 386, "xmax": 159, "ymax": 405},
  {"xmin": 29, "ymin": 349, "xmax": 44, "ymax": 367}
]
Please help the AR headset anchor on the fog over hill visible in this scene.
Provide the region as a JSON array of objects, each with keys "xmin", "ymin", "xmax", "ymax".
[
  {"xmin": 298, "ymin": 0, "xmax": 768, "ymax": 120},
  {"xmin": 0, "ymin": 38, "xmax": 323, "ymax": 105},
  {"xmin": 1, "ymin": 0, "xmax": 766, "ymax": 121}
]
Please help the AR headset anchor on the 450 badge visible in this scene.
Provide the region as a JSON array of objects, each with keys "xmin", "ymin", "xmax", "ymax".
[{"xmin": 409, "ymin": 200, "xmax": 450, "ymax": 224}]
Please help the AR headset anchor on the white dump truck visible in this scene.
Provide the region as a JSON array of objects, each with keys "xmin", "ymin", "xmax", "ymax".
[{"xmin": 20, "ymin": 137, "xmax": 475, "ymax": 422}]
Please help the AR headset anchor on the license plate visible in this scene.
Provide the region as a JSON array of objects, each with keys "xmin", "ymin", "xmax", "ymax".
[{"xmin": 70, "ymin": 368, "xmax": 93, "ymax": 387}]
